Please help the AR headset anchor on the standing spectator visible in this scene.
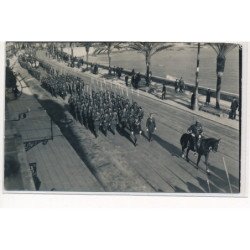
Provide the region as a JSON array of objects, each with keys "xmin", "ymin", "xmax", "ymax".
[
  {"xmin": 125, "ymin": 75, "xmax": 129, "ymax": 86},
  {"xmin": 190, "ymin": 92, "xmax": 195, "ymax": 109},
  {"xmin": 162, "ymin": 84, "xmax": 166, "ymax": 100},
  {"xmin": 131, "ymin": 74, "xmax": 135, "ymax": 87},
  {"xmin": 230, "ymin": 97, "xmax": 239, "ymax": 120},
  {"xmin": 205, "ymin": 88, "xmax": 211, "ymax": 106},
  {"xmin": 179, "ymin": 77, "xmax": 185, "ymax": 93},
  {"xmin": 135, "ymin": 72, "xmax": 141, "ymax": 89},
  {"xmin": 175, "ymin": 79, "xmax": 179, "ymax": 93},
  {"xmin": 146, "ymin": 113, "xmax": 156, "ymax": 142}
]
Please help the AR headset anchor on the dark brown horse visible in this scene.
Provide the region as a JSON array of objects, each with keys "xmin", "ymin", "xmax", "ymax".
[{"xmin": 180, "ymin": 133, "xmax": 220, "ymax": 174}]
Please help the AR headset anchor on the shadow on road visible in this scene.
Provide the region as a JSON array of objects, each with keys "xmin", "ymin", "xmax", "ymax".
[
  {"xmin": 174, "ymin": 186, "xmax": 187, "ymax": 193},
  {"xmin": 116, "ymin": 125, "xmax": 135, "ymax": 146},
  {"xmin": 186, "ymin": 182, "xmax": 204, "ymax": 193},
  {"xmin": 208, "ymin": 164, "xmax": 239, "ymax": 192},
  {"xmin": 153, "ymin": 134, "xmax": 182, "ymax": 157}
]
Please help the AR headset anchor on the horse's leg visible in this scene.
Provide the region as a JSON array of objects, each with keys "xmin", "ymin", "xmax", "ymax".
[
  {"xmin": 186, "ymin": 148, "xmax": 190, "ymax": 162},
  {"xmin": 196, "ymin": 153, "xmax": 201, "ymax": 169},
  {"xmin": 181, "ymin": 145, "xmax": 185, "ymax": 158},
  {"xmin": 205, "ymin": 153, "xmax": 210, "ymax": 175}
]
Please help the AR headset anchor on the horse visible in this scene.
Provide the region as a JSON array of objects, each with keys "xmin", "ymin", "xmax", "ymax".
[{"xmin": 180, "ymin": 133, "xmax": 220, "ymax": 174}]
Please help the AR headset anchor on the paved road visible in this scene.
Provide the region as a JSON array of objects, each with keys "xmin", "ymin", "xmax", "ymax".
[{"xmin": 33, "ymin": 51, "xmax": 241, "ymax": 193}]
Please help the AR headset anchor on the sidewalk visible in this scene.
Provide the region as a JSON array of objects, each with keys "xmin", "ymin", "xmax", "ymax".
[
  {"xmin": 37, "ymin": 52, "xmax": 239, "ymax": 130},
  {"xmin": 5, "ymin": 71, "xmax": 104, "ymax": 192}
]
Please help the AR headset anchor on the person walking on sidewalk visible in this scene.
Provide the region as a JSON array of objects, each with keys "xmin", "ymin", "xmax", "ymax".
[
  {"xmin": 229, "ymin": 97, "xmax": 239, "ymax": 120},
  {"xmin": 162, "ymin": 84, "xmax": 166, "ymax": 100},
  {"xmin": 205, "ymin": 88, "xmax": 211, "ymax": 106},
  {"xmin": 146, "ymin": 113, "xmax": 156, "ymax": 142},
  {"xmin": 175, "ymin": 79, "xmax": 179, "ymax": 93},
  {"xmin": 179, "ymin": 77, "xmax": 185, "ymax": 93}
]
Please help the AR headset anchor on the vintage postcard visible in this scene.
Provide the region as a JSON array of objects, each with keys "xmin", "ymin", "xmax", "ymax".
[{"xmin": 3, "ymin": 42, "xmax": 244, "ymax": 195}]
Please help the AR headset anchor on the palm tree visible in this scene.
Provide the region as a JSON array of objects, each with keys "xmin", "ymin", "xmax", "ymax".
[
  {"xmin": 81, "ymin": 42, "xmax": 93, "ymax": 69},
  {"xmin": 129, "ymin": 42, "xmax": 174, "ymax": 85},
  {"xmin": 93, "ymin": 42, "xmax": 123, "ymax": 68},
  {"xmin": 208, "ymin": 43, "xmax": 238, "ymax": 109}
]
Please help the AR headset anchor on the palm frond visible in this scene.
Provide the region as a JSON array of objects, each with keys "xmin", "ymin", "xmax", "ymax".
[
  {"xmin": 151, "ymin": 44, "xmax": 174, "ymax": 56},
  {"xmin": 208, "ymin": 43, "xmax": 238, "ymax": 57}
]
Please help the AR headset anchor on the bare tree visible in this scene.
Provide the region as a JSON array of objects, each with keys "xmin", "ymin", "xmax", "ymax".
[{"xmin": 208, "ymin": 43, "xmax": 238, "ymax": 109}]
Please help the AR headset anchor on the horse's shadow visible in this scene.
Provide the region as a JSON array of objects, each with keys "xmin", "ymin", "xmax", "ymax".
[{"xmin": 153, "ymin": 134, "xmax": 182, "ymax": 157}]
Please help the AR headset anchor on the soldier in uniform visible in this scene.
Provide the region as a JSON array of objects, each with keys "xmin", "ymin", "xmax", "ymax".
[
  {"xmin": 137, "ymin": 107, "xmax": 144, "ymax": 122},
  {"xmin": 109, "ymin": 111, "xmax": 118, "ymax": 135},
  {"xmin": 93, "ymin": 111, "xmax": 101, "ymax": 137},
  {"xmin": 146, "ymin": 113, "xmax": 156, "ymax": 142},
  {"xmin": 101, "ymin": 112, "xmax": 109, "ymax": 136},
  {"xmin": 187, "ymin": 121, "xmax": 203, "ymax": 155},
  {"xmin": 120, "ymin": 107, "xmax": 128, "ymax": 129}
]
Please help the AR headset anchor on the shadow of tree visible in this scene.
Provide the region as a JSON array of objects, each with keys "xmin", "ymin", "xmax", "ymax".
[
  {"xmin": 208, "ymin": 164, "xmax": 240, "ymax": 192},
  {"xmin": 174, "ymin": 186, "xmax": 187, "ymax": 193},
  {"xmin": 196, "ymin": 177, "xmax": 222, "ymax": 193},
  {"xmin": 186, "ymin": 182, "xmax": 204, "ymax": 193}
]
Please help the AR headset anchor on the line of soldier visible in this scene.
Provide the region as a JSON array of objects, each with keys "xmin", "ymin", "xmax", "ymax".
[
  {"xmin": 18, "ymin": 55, "xmax": 41, "ymax": 80},
  {"xmin": 39, "ymin": 65, "xmax": 145, "ymax": 138},
  {"xmin": 41, "ymin": 74, "xmax": 84, "ymax": 100},
  {"xmin": 68, "ymin": 89, "xmax": 144, "ymax": 138}
]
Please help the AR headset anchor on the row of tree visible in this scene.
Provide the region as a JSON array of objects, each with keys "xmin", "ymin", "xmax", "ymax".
[{"xmin": 13, "ymin": 42, "xmax": 240, "ymax": 109}]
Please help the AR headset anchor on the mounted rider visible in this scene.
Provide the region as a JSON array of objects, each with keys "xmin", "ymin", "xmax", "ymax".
[{"xmin": 187, "ymin": 121, "xmax": 203, "ymax": 154}]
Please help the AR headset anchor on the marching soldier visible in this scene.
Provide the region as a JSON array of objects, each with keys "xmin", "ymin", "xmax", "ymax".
[
  {"xmin": 146, "ymin": 113, "xmax": 156, "ymax": 142},
  {"xmin": 93, "ymin": 111, "xmax": 101, "ymax": 137},
  {"xmin": 109, "ymin": 111, "xmax": 118, "ymax": 135}
]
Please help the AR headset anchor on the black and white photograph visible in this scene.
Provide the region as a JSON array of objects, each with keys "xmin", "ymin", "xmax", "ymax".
[{"xmin": 4, "ymin": 42, "xmax": 242, "ymax": 194}]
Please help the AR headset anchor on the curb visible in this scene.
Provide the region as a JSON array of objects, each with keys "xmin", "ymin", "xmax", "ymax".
[
  {"xmin": 83, "ymin": 71, "xmax": 239, "ymax": 131},
  {"xmin": 37, "ymin": 55, "xmax": 239, "ymax": 130}
]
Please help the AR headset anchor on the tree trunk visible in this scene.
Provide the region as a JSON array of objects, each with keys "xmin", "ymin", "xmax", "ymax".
[
  {"xmin": 192, "ymin": 43, "xmax": 201, "ymax": 111},
  {"xmin": 146, "ymin": 55, "xmax": 151, "ymax": 86},
  {"xmin": 108, "ymin": 51, "xmax": 111, "ymax": 68},
  {"xmin": 86, "ymin": 48, "xmax": 89, "ymax": 69},
  {"xmin": 215, "ymin": 56, "xmax": 226, "ymax": 109},
  {"xmin": 216, "ymin": 75, "xmax": 222, "ymax": 109},
  {"xmin": 71, "ymin": 46, "xmax": 74, "ymax": 58}
]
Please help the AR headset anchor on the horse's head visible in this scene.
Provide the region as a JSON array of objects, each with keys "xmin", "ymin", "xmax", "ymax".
[{"xmin": 209, "ymin": 138, "xmax": 221, "ymax": 152}]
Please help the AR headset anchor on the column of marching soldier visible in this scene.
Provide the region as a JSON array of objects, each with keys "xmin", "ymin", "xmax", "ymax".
[{"xmin": 41, "ymin": 68, "xmax": 145, "ymax": 139}]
